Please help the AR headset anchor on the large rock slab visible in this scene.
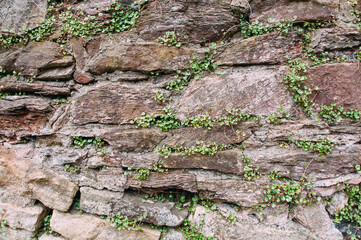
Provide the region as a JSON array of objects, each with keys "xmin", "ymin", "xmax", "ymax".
[
  {"xmin": 291, "ymin": 203, "xmax": 343, "ymax": 240},
  {"xmin": 0, "ymin": 0, "xmax": 47, "ymax": 33},
  {"xmin": 217, "ymin": 31, "xmax": 303, "ymax": 66},
  {"xmin": 175, "ymin": 66, "xmax": 294, "ymax": 119},
  {"xmin": 250, "ymin": 0, "xmax": 339, "ymax": 23},
  {"xmin": 138, "ymin": 0, "xmax": 248, "ymax": 44},
  {"xmin": 125, "ymin": 170, "xmax": 197, "ymax": 193},
  {"xmin": 80, "ymin": 187, "xmax": 188, "ymax": 227},
  {"xmin": 0, "ymin": 201, "xmax": 47, "ymax": 232},
  {"xmin": 72, "ymin": 83, "xmax": 164, "ymax": 125},
  {"xmin": 0, "ymin": 97, "xmax": 52, "ymax": 141},
  {"xmin": 189, "ymin": 205, "xmax": 321, "ymax": 240},
  {"xmin": 162, "ymin": 150, "xmax": 244, "ymax": 175},
  {"xmin": 0, "ymin": 145, "xmax": 78, "ymax": 212},
  {"xmin": 86, "ymin": 33, "xmax": 196, "ymax": 74},
  {"xmin": 50, "ymin": 210, "xmax": 161, "ymax": 240},
  {"xmin": 0, "ymin": 42, "xmax": 63, "ymax": 76},
  {"xmin": 305, "ymin": 63, "xmax": 361, "ymax": 110}
]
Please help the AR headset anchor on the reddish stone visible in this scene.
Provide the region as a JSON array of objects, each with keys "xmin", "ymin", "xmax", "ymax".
[{"xmin": 74, "ymin": 70, "xmax": 93, "ymax": 84}]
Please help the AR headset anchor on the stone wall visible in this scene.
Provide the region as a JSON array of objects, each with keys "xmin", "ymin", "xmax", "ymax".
[{"xmin": 0, "ymin": 0, "xmax": 361, "ymax": 239}]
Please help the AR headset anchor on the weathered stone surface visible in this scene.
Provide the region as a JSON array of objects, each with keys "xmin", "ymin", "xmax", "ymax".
[
  {"xmin": 87, "ymin": 33, "xmax": 196, "ymax": 74},
  {"xmin": 189, "ymin": 205, "xmax": 321, "ymax": 240},
  {"xmin": 311, "ymin": 28, "xmax": 361, "ymax": 52},
  {"xmin": 165, "ymin": 124, "xmax": 254, "ymax": 147},
  {"xmin": 51, "ymin": 210, "xmax": 161, "ymax": 240},
  {"xmin": 0, "ymin": 42, "xmax": 62, "ymax": 76},
  {"xmin": 0, "ymin": 0, "xmax": 47, "ymax": 33},
  {"xmin": 44, "ymin": 56, "xmax": 75, "ymax": 69},
  {"xmin": 125, "ymin": 170, "xmax": 197, "ymax": 193},
  {"xmin": 305, "ymin": 63, "xmax": 361, "ymax": 110},
  {"xmin": 106, "ymin": 71, "xmax": 150, "ymax": 82},
  {"xmin": 0, "ymin": 202, "xmax": 47, "ymax": 232},
  {"xmin": 327, "ymin": 192, "xmax": 348, "ymax": 215},
  {"xmin": 138, "ymin": 0, "xmax": 248, "ymax": 43},
  {"xmin": 0, "ymin": 145, "xmax": 78, "ymax": 212},
  {"xmin": 0, "ymin": 79, "xmax": 71, "ymax": 96},
  {"xmin": 162, "ymin": 150, "xmax": 244, "ymax": 175},
  {"xmin": 39, "ymin": 234, "xmax": 67, "ymax": 240},
  {"xmin": 36, "ymin": 65, "xmax": 75, "ymax": 81},
  {"xmin": 67, "ymin": 167, "xmax": 127, "ymax": 192},
  {"xmin": 0, "ymin": 97, "xmax": 52, "ymax": 141},
  {"xmin": 217, "ymin": 31, "xmax": 303, "ymax": 66},
  {"xmin": 250, "ymin": 0, "xmax": 338, "ymax": 23},
  {"xmin": 291, "ymin": 203, "xmax": 343, "ymax": 240},
  {"xmin": 72, "ymin": 83, "xmax": 164, "ymax": 125},
  {"xmin": 175, "ymin": 66, "xmax": 294, "ymax": 119},
  {"xmin": 0, "ymin": 227, "xmax": 33, "ymax": 240},
  {"xmin": 80, "ymin": 187, "xmax": 189, "ymax": 227}
]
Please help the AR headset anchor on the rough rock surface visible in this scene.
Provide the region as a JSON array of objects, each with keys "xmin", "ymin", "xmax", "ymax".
[
  {"xmin": 0, "ymin": 0, "xmax": 361, "ymax": 239},
  {"xmin": 50, "ymin": 210, "xmax": 161, "ymax": 240}
]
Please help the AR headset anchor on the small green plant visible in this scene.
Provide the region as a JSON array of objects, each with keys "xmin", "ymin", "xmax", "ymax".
[
  {"xmin": 158, "ymin": 141, "xmax": 234, "ymax": 158},
  {"xmin": 32, "ymin": 214, "xmax": 59, "ymax": 239},
  {"xmin": 73, "ymin": 136, "xmax": 105, "ymax": 149},
  {"xmin": 241, "ymin": 153, "xmax": 261, "ymax": 181},
  {"xmin": 200, "ymin": 198, "xmax": 217, "ymax": 212},
  {"xmin": 356, "ymin": 165, "xmax": 361, "ymax": 174},
  {"xmin": 179, "ymin": 219, "xmax": 214, "ymax": 240},
  {"xmin": 154, "ymin": 90, "xmax": 166, "ymax": 104},
  {"xmin": 291, "ymin": 137, "xmax": 338, "ymax": 156},
  {"xmin": 333, "ymin": 184, "xmax": 361, "ymax": 240},
  {"xmin": 55, "ymin": 98, "xmax": 70, "ymax": 105},
  {"xmin": 261, "ymin": 177, "xmax": 315, "ymax": 208},
  {"xmin": 320, "ymin": 104, "xmax": 361, "ymax": 124},
  {"xmin": 167, "ymin": 43, "xmax": 218, "ymax": 90},
  {"xmin": 157, "ymin": 31, "xmax": 183, "ymax": 47},
  {"xmin": 266, "ymin": 108, "xmax": 290, "ymax": 124},
  {"xmin": 0, "ymin": 219, "xmax": 6, "ymax": 236},
  {"xmin": 107, "ymin": 213, "xmax": 146, "ymax": 231},
  {"xmin": 226, "ymin": 213, "xmax": 236, "ymax": 224},
  {"xmin": 127, "ymin": 161, "xmax": 168, "ymax": 182},
  {"xmin": 239, "ymin": 15, "xmax": 296, "ymax": 38},
  {"xmin": 64, "ymin": 164, "xmax": 81, "ymax": 174}
]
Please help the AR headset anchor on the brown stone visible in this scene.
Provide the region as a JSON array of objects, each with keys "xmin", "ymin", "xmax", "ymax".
[
  {"xmin": 74, "ymin": 70, "xmax": 93, "ymax": 84},
  {"xmin": 0, "ymin": 79, "xmax": 71, "ymax": 96},
  {"xmin": 125, "ymin": 170, "xmax": 197, "ymax": 193},
  {"xmin": 217, "ymin": 31, "xmax": 303, "ymax": 66},
  {"xmin": 305, "ymin": 63, "xmax": 361, "ymax": 110},
  {"xmin": 162, "ymin": 150, "xmax": 244, "ymax": 175},
  {"xmin": 36, "ymin": 65, "xmax": 75, "ymax": 81},
  {"xmin": 250, "ymin": 0, "xmax": 338, "ymax": 23},
  {"xmin": 50, "ymin": 210, "xmax": 161, "ymax": 240},
  {"xmin": 73, "ymin": 83, "xmax": 164, "ymax": 125},
  {"xmin": 175, "ymin": 66, "xmax": 294, "ymax": 119}
]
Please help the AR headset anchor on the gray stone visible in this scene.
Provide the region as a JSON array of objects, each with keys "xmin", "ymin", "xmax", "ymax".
[
  {"xmin": 50, "ymin": 210, "xmax": 161, "ymax": 240},
  {"xmin": 175, "ymin": 66, "xmax": 294, "ymax": 120},
  {"xmin": 0, "ymin": 0, "xmax": 48, "ymax": 33},
  {"xmin": 291, "ymin": 203, "xmax": 343, "ymax": 240},
  {"xmin": 80, "ymin": 187, "xmax": 188, "ymax": 227},
  {"xmin": 0, "ymin": 227, "xmax": 33, "ymax": 240},
  {"xmin": 36, "ymin": 65, "xmax": 75, "ymax": 81},
  {"xmin": 327, "ymin": 192, "xmax": 348, "ymax": 216},
  {"xmin": 0, "ymin": 201, "xmax": 47, "ymax": 232}
]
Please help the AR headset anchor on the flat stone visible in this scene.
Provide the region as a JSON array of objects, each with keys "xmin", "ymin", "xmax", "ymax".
[
  {"xmin": 327, "ymin": 192, "xmax": 348, "ymax": 216},
  {"xmin": 0, "ymin": 202, "xmax": 47, "ymax": 232},
  {"xmin": 39, "ymin": 234, "xmax": 67, "ymax": 240},
  {"xmin": 125, "ymin": 170, "xmax": 197, "ymax": 193},
  {"xmin": 162, "ymin": 150, "xmax": 244, "ymax": 175},
  {"xmin": 87, "ymin": 33, "xmax": 197, "ymax": 74},
  {"xmin": 217, "ymin": 31, "xmax": 303, "ymax": 66},
  {"xmin": 175, "ymin": 66, "xmax": 294, "ymax": 120},
  {"xmin": 36, "ymin": 65, "xmax": 75, "ymax": 81},
  {"xmin": 72, "ymin": 83, "xmax": 164, "ymax": 125},
  {"xmin": 80, "ymin": 187, "xmax": 188, "ymax": 227},
  {"xmin": 138, "ymin": 0, "xmax": 247, "ymax": 43},
  {"xmin": 291, "ymin": 203, "xmax": 343, "ymax": 240},
  {"xmin": 305, "ymin": 63, "xmax": 361, "ymax": 110},
  {"xmin": 50, "ymin": 210, "xmax": 161, "ymax": 240},
  {"xmin": 0, "ymin": 227, "xmax": 33, "ymax": 240},
  {"xmin": 0, "ymin": 97, "xmax": 52, "ymax": 141},
  {"xmin": 0, "ymin": 0, "xmax": 48, "ymax": 34},
  {"xmin": 250, "ymin": 0, "xmax": 338, "ymax": 23},
  {"xmin": 0, "ymin": 42, "xmax": 62, "ymax": 76},
  {"xmin": 189, "ymin": 205, "xmax": 321, "ymax": 240},
  {"xmin": 0, "ymin": 79, "xmax": 71, "ymax": 96},
  {"xmin": 0, "ymin": 145, "xmax": 78, "ymax": 212}
]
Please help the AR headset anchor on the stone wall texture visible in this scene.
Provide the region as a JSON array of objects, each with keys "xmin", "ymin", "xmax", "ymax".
[{"xmin": 0, "ymin": 0, "xmax": 361, "ymax": 239}]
